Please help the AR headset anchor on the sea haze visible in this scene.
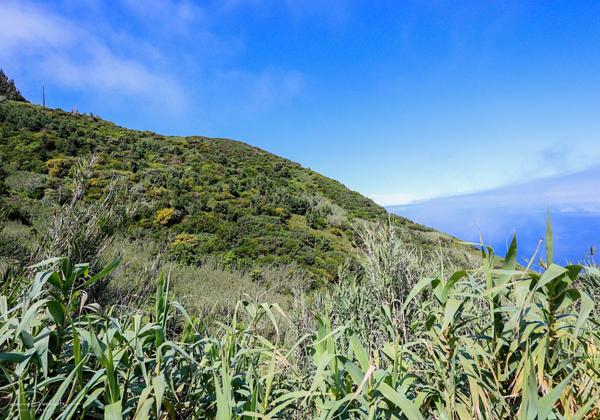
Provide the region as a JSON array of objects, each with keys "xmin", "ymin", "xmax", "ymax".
[{"xmin": 388, "ymin": 166, "xmax": 600, "ymax": 265}]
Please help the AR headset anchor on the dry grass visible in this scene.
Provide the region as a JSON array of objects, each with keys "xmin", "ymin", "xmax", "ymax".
[{"xmin": 102, "ymin": 237, "xmax": 309, "ymax": 320}]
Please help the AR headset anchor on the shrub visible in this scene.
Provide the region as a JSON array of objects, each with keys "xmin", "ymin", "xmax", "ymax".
[
  {"xmin": 154, "ymin": 207, "xmax": 177, "ymax": 226},
  {"xmin": 4, "ymin": 171, "xmax": 46, "ymax": 198},
  {"xmin": 0, "ymin": 69, "xmax": 27, "ymax": 102},
  {"xmin": 249, "ymin": 268, "xmax": 263, "ymax": 282},
  {"xmin": 45, "ymin": 157, "xmax": 74, "ymax": 177},
  {"xmin": 169, "ymin": 232, "xmax": 201, "ymax": 265}
]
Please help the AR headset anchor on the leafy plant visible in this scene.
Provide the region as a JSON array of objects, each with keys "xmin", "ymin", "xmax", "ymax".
[{"xmin": 1, "ymin": 218, "xmax": 598, "ymax": 418}]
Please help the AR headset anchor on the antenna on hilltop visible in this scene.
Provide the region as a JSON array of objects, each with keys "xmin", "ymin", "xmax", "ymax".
[{"xmin": 42, "ymin": 84, "xmax": 46, "ymax": 107}]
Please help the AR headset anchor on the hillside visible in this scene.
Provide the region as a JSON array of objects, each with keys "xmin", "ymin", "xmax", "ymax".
[{"xmin": 0, "ymin": 99, "xmax": 475, "ymax": 281}]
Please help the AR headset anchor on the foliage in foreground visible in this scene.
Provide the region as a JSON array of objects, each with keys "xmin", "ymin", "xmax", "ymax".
[{"xmin": 1, "ymin": 227, "xmax": 599, "ymax": 419}]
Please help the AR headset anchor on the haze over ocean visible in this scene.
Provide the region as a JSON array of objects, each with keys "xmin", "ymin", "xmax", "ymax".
[{"xmin": 389, "ymin": 166, "xmax": 600, "ymax": 264}]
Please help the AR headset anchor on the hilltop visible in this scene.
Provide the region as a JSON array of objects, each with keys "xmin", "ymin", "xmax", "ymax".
[{"xmin": 0, "ymin": 99, "xmax": 476, "ymax": 283}]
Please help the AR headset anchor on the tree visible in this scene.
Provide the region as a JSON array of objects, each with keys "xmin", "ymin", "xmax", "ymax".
[{"xmin": 0, "ymin": 70, "xmax": 27, "ymax": 102}]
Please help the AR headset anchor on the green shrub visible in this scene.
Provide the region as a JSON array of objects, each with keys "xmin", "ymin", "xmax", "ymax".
[
  {"xmin": 169, "ymin": 232, "xmax": 202, "ymax": 265},
  {"xmin": 44, "ymin": 156, "xmax": 74, "ymax": 177}
]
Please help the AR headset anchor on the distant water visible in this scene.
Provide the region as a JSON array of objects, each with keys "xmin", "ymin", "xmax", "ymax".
[
  {"xmin": 387, "ymin": 167, "xmax": 600, "ymax": 265},
  {"xmin": 389, "ymin": 205, "xmax": 599, "ymax": 265}
]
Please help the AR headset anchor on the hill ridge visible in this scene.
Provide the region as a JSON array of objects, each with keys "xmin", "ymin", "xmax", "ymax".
[{"xmin": 0, "ymin": 99, "xmax": 475, "ymax": 279}]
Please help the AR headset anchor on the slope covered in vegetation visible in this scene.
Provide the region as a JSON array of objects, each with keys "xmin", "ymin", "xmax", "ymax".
[
  {"xmin": 1, "ymin": 218, "xmax": 598, "ymax": 418},
  {"xmin": 0, "ymin": 99, "xmax": 474, "ymax": 281}
]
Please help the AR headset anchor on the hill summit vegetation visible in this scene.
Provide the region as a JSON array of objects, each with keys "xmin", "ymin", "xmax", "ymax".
[{"xmin": 0, "ymin": 70, "xmax": 27, "ymax": 102}]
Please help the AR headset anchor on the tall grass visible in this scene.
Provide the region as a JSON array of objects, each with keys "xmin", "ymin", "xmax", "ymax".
[
  {"xmin": 100, "ymin": 237, "xmax": 310, "ymax": 321},
  {"xmin": 0, "ymin": 219, "xmax": 599, "ymax": 418},
  {"xmin": 34, "ymin": 157, "xmax": 132, "ymax": 266}
]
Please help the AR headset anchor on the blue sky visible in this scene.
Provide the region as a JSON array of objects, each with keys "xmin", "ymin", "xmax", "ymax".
[{"xmin": 2, "ymin": 0, "xmax": 600, "ymax": 205}]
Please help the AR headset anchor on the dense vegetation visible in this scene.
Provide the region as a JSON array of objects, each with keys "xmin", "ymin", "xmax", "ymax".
[
  {"xmin": 0, "ymin": 99, "xmax": 473, "ymax": 284},
  {"xmin": 1, "ymin": 214, "xmax": 598, "ymax": 418}
]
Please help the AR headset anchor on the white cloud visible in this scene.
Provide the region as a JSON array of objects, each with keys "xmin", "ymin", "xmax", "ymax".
[
  {"xmin": 0, "ymin": 1, "xmax": 186, "ymax": 110},
  {"xmin": 0, "ymin": 0, "xmax": 307, "ymax": 124},
  {"xmin": 369, "ymin": 193, "xmax": 419, "ymax": 206},
  {"xmin": 42, "ymin": 46, "xmax": 184, "ymax": 108},
  {"xmin": 0, "ymin": 2, "xmax": 74, "ymax": 51}
]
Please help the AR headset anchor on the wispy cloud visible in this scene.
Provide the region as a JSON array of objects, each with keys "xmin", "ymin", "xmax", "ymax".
[
  {"xmin": 42, "ymin": 46, "xmax": 184, "ymax": 108},
  {"xmin": 0, "ymin": 1, "xmax": 186, "ymax": 111},
  {"xmin": 390, "ymin": 165, "xmax": 600, "ymax": 212},
  {"xmin": 388, "ymin": 165, "xmax": 600, "ymax": 263},
  {"xmin": 0, "ymin": 2, "xmax": 74, "ymax": 51},
  {"xmin": 0, "ymin": 0, "xmax": 310, "ymax": 125}
]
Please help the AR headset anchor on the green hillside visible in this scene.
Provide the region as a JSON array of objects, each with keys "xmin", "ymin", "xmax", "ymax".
[{"xmin": 0, "ymin": 99, "xmax": 475, "ymax": 282}]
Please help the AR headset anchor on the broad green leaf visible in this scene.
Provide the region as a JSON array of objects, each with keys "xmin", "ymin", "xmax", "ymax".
[
  {"xmin": 40, "ymin": 359, "xmax": 86, "ymax": 420},
  {"xmin": 497, "ymin": 235, "xmax": 517, "ymax": 288},
  {"xmin": 82, "ymin": 256, "xmax": 121, "ymax": 289},
  {"xmin": 104, "ymin": 400, "xmax": 123, "ymax": 420},
  {"xmin": 60, "ymin": 368, "xmax": 106, "ymax": 420},
  {"xmin": 17, "ymin": 299, "xmax": 49, "ymax": 338},
  {"xmin": 152, "ymin": 374, "xmax": 166, "ymax": 417},
  {"xmin": 27, "ymin": 257, "xmax": 64, "ymax": 270},
  {"xmin": 47, "ymin": 300, "xmax": 66, "ymax": 326},
  {"xmin": 379, "ymin": 382, "xmax": 424, "ymax": 420},
  {"xmin": 0, "ymin": 352, "xmax": 28, "ymax": 362},
  {"xmin": 442, "ymin": 298, "xmax": 463, "ymax": 332},
  {"xmin": 401, "ymin": 277, "xmax": 435, "ymax": 312},
  {"xmin": 536, "ymin": 264, "xmax": 567, "ymax": 291},
  {"xmin": 349, "ymin": 332, "xmax": 370, "ymax": 371},
  {"xmin": 442, "ymin": 270, "xmax": 468, "ymax": 302},
  {"xmin": 18, "ymin": 380, "xmax": 34, "ymax": 420},
  {"xmin": 575, "ymin": 291, "xmax": 594, "ymax": 336},
  {"xmin": 537, "ymin": 373, "xmax": 573, "ymax": 419}
]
